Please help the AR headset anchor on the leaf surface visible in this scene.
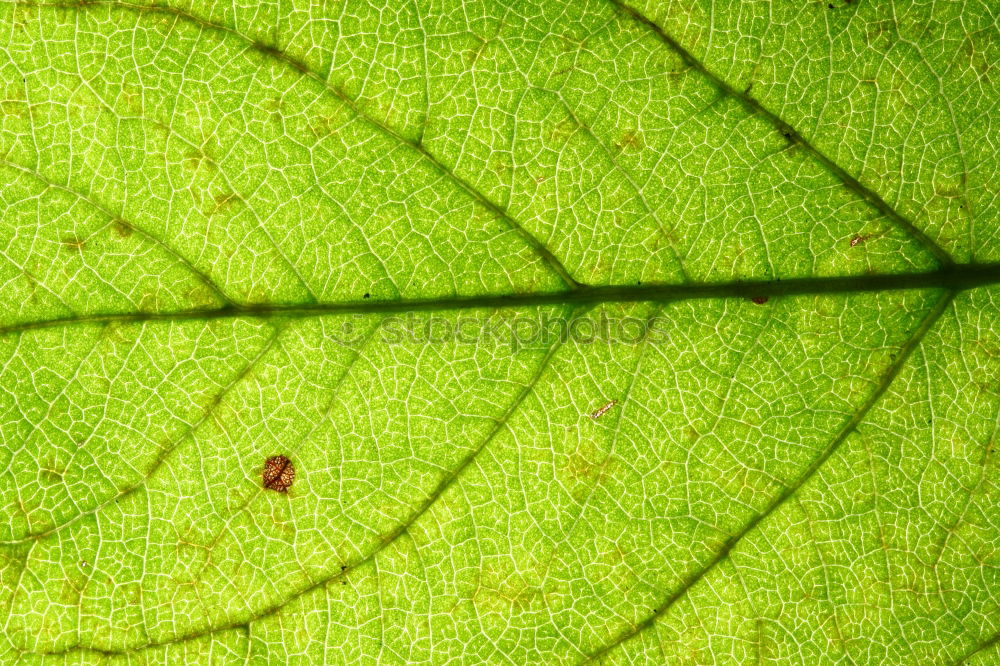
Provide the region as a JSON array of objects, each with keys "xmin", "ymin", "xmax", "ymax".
[{"xmin": 0, "ymin": 1, "xmax": 998, "ymax": 664}]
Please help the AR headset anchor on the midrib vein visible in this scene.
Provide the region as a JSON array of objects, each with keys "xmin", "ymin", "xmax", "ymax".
[
  {"xmin": 3, "ymin": 263, "xmax": 998, "ymax": 337},
  {"xmin": 2, "ymin": 3, "xmax": 991, "ymax": 662}
]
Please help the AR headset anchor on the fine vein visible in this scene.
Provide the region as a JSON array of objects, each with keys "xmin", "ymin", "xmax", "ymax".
[
  {"xmin": 580, "ymin": 290, "xmax": 956, "ymax": 662},
  {"xmin": 607, "ymin": 0, "xmax": 956, "ymax": 267}
]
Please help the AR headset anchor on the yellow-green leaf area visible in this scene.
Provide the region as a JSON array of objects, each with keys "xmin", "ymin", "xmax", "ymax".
[{"xmin": 0, "ymin": 1, "xmax": 997, "ymax": 664}]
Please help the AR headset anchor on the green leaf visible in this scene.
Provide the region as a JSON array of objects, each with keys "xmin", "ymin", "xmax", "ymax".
[{"xmin": 0, "ymin": 1, "xmax": 997, "ymax": 664}]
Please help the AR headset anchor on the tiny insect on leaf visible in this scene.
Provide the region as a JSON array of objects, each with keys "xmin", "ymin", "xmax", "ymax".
[{"xmin": 591, "ymin": 400, "xmax": 618, "ymax": 419}]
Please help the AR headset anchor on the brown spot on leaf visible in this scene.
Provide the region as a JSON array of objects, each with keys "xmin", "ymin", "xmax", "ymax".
[
  {"xmin": 565, "ymin": 449, "xmax": 614, "ymax": 485},
  {"xmin": 0, "ymin": 100, "xmax": 30, "ymax": 118},
  {"xmin": 40, "ymin": 468, "xmax": 64, "ymax": 486},
  {"xmin": 61, "ymin": 236, "xmax": 86, "ymax": 252},
  {"xmin": 252, "ymin": 41, "xmax": 283, "ymax": 60},
  {"xmin": 615, "ymin": 130, "xmax": 644, "ymax": 152},
  {"xmin": 309, "ymin": 113, "xmax": 340, "ymax": 138},
  {"xmin": 849, "ymin": 234, "xmax": 868, "ymax": 247},
  {"xmin": 183, "ymin": 285, "xmax": 221, "ymax": 309},
  {"xmin": 111, "ymin": 219, "xmax": 133, "ymax": 238},
  {"xmin": 263, "ymin": 455, "xmax": 295, "ymax": 493},
  {"xmin": 547, "ymin": 117, "xmax": 578, "ymax": 143},
  {"xmin": 751, "ymin": 296, "xmax": 769, "ymax": 305},
  {"xmin": 865, "ymin": 19, "xmax": 898, "ymax": 49},
  {"xmin": 471, "ymin": 563, "xmax": 545, "ymax": 612},
  {"xmin": 210, "ymin": 192, "xmax": 241, "ymax": 215},
  {"xmin": 183, "ymin": 150, "xmax": 216, "ymax": 172}
]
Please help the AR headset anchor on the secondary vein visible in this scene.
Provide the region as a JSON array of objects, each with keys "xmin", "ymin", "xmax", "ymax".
[
  {"xmin": 579, "ymin": 289, "xmax": 957, "ymax": 662},
  {"xmin": 605, "ymin": 0, "xmax": 957, "ymax": 268}
]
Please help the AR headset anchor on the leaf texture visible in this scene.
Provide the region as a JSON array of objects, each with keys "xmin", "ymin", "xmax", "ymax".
[{"xmin": 0, "ymin": 0, "xmax": 997, "ymax": 664}]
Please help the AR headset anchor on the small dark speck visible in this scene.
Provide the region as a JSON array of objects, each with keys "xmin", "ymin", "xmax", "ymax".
[
  {"xmin": 828, "ymin": 3, "xmax": 833, "ymax": 7},
  {"xmin": 751, "ymin": 296, "xmax": 769, "ymax": 305},
  {"xmin": 783, "ymin": 132, "xmax": 791, "ymax": 138},
  {"xmin": 341, "ymin": 565, "xmax": 347, "ymax": 571},
  {"xmin": 363, "ymin": 293, "xmax": 370, "ymax": 299},
  {"xmin": 637, "ymin": 280, "xmax": 642, "ymax": 285},
  {"xmin": 341, "ymin": 581, "xmax": 347, "ymax": 585}
]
